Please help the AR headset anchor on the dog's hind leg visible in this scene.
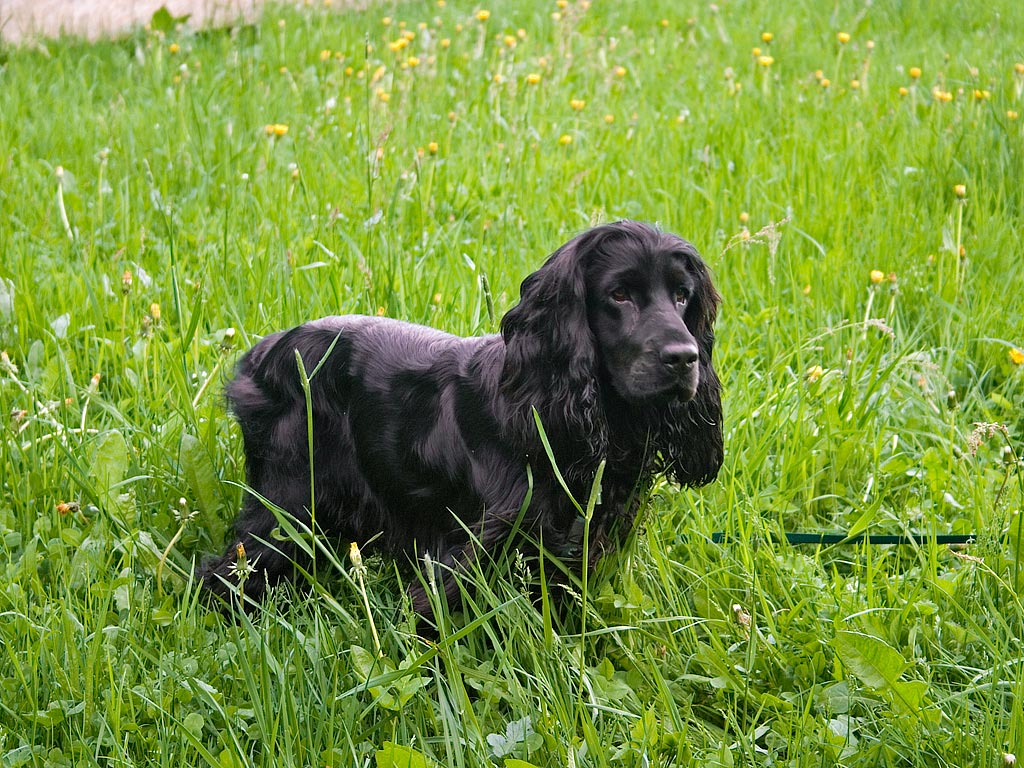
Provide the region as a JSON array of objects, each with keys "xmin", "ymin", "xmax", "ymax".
[{"xmin": 199, "ymin": 489, "xmax": 316, "ymax": 610}]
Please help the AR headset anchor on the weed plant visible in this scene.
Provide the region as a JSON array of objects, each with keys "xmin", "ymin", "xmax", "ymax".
[{"xmin": 1, "ymin": 0, "xmax": 1024, "ymax": 765}]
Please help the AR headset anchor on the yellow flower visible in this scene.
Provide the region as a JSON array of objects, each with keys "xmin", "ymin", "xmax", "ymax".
[
  {"xmin": 389, "ymin": 37, "xmax": 409, "ymax": 51},
  {"xmin": 503, "ymin": 35, "xmax": 517, "ymax": 48},
  {"xmin": 476, "ymin": 9, "xmax": 490, "ymax": 21},
  {"xmin": 869, "ymin": 269, "xmax": 885, "ymax": 284},
  {"xmin": 850, "ymin": 79, "xmax": 860, "ymax": 89},
  {"xmin": 739, "ymin": 211, "xmax": 749, "ymax": 223},
  {"xmin": 440, "ymin": 38, "xmax": 451, "ymax": 48},
  {"xmin": 973, "ymin": 89, "xmax": 991, "ymax": 100},
  {"xmin": 168, "ymin": 42, "xmax": 180, "ymax": 54},
  {"xmin": 909, "ymin": 66, "xmax": 922, "ymax": 79},
  {"xmin": 377, "ymin": 88, "xmax": 390, "ymax": 102},
  {"xmin": 837, "ymin": 31, "xmax": 851, "ymax": 44},
  {"xmin": 427, "ymin": 141, "xmax": 439, "ymax": 154},
  {"xmin": 556, "ymin": 0, "xmax": 568, "ymax": 7},
  {"xmin": 558, "ymin": 134, "xmax": 573, "ymax": 145},
  {"xmin": 758, "ymin": 55, "xmax": 774, "ymax": 68},
  {"xmin": 406, "ymin": 56, "xmax": 421, "ymax": 68},
  {"xmin": 1010, "ymin": 348, "xmax": 1024, "ymax": 366},
  {"xmin": 348, "ymin": 541, "xmax": 363, "ymax": 568},
  {"xmin": 570, "ymin": 98, "xmax": 586, "ymax": 110},
  {"xmin": 492, "ymin": 73, "xmax": 504, "ymax": 83},
  {"xmin": 382, "ymin": 15, "xmax": 392, "ymax": 26},
  {"xmin": 1008, "ymin": 110, "xmax": 1020, "ymax": 120},
  {"xmin": 820, "ymin": 78, "xmax": 831, "ymax": 88},
  {"xmin": 526, "ymin": 72, "xmax": 541, "ymax": 85},
  {"xmin": 899, "ymin": 86, "xmax": 909, "ymax": 96},
  {"xmin": 761, "ymin": 31, "xmax": 773, "ymax": 43},
  {"xmin": 613, "ymin": 65, "xmax": 627, "ymax": 77},
  {"xmin": 752, "ymin": 46, "xmax": 762, "ymax": 57},
  {"xmin": 264, "ymin": 123, "xmax": 289, "ymax": 137},
  {"xmin": 954, "ymin": 184, "xmax": 967, "ymax": 198},
  {"xmin": 806, "ymin": 365, "xmax": 825, "ymax": 383},
  {"xmin": 1015, "ymin": 63, "xmax": 1024, "ymax": 75},
  {"xmin": 604, "ymin": 113, "xmax": 615, "ymax": 123}
]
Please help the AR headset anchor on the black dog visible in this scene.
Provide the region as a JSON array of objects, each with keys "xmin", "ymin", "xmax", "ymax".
[{"xmin": 201, "ymin": 220, "xmax": 722, "ymax": 616}]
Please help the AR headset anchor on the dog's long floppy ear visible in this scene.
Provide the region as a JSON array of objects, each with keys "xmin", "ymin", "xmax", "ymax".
[
  {"xmin": 657, "ymin": 255, "xmax": 724, "ymax": 487},
  {"xmin": 500, "ymin": 229, "xmax": 607, "ymax": 457}
]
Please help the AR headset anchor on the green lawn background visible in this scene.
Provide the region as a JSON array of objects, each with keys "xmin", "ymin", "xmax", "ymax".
[{"xmin": 1, "ymin": 0, "xmax": 1023, "ymax": 764}]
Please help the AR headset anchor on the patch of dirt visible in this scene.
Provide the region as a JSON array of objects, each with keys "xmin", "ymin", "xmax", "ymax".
[{"xmin": 0, "ymin": 0, "xmax": 266, "ymax": 45}]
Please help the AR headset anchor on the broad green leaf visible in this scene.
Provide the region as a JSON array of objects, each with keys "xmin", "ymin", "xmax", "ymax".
[
  {"xmin": 505, "ymin": 761, "xmax": 543, "ymax": 768},
  {"xmin": 375, "ymin": 743, "xmax": 437, "ymax": 768},
  {"xmin": 182, "ymin": 712, "xmax": 205, "ymax": 737},
  {"xmin": 91, "ymin": 430, "xmax": 129, "ymax": 511},
  {"xmin": 180, "ymin": 433, "xmax": 221, "ymax": 515},
  {"xmin": 149, "ymin": 5, "xmax": 191, "ymax": 33},
  {"xmin": 218, "ymin": 749, "xmax": 247, "ymax": 768},
  {"xmin": 834, "ymin": 630, "xmax": 907, "ymax": 691},
  {"xmin": 350, "ymin": 645, "xmax": 393, "ymax": 679},
  {"xmin": 889, "ymin": 679, "xmax": 929, "ymax": 714}
]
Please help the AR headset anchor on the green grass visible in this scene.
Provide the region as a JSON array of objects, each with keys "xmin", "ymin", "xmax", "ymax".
[{"xmin": 1, "ymin": 0, "xmax": 1024, "ymax": 764}]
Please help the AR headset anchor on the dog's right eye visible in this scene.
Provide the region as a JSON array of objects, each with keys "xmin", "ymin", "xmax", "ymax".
[{"xmin": 610, "ymin": 287, "xmax": 630, "ymax": 303}]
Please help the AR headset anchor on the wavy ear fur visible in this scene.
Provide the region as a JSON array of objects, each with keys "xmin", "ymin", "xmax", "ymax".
[
  {"xmin": 500, "ymin": 230, "xmax": 607, "ymax": 461},
  {"xmin": 655, "ymin": 256, "xmax": 723, "ymax": 486}
]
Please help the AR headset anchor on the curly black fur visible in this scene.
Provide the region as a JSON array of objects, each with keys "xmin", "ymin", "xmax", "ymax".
[{"xmin": 201, "ymin": 220, "xmax": 722, "ymax": 616}]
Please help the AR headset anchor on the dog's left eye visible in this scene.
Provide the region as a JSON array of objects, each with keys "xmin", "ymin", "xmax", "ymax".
[
  {"xmin": 674, "ymin": 286, "xmax": 690, "ymax": 304},
  {"xmin": 610, "ymin": 287, "xmax": 630, "ymax": 303}
]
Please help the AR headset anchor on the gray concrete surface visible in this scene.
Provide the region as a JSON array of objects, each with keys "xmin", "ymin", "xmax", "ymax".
[{"xmin": 0, "ymin": 0, "xmax": 264, "ymax": 44}]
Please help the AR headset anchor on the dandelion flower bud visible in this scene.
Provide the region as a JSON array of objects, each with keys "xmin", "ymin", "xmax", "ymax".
[{"xmin": 349, "ymin": 542, "xmax": 363, "ymax": 568}]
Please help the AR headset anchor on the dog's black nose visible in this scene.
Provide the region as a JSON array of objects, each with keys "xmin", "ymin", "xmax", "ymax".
[{"xmin": 660, "ymin": 343, "xmax": 698, "ymax": 372}]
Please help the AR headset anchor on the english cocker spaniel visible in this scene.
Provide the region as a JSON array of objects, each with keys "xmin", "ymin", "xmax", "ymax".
[{"xmin": 201, "ymin": 220, "xmax": 722, "ymax": 616}]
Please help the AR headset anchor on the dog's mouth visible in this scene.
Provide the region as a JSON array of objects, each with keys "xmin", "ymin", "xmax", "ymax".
[{"xmin": 613, "ymin": 361, "xmax": 699, "ymax": 404}]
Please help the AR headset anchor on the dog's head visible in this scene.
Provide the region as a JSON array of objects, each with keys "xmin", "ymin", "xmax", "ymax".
[{"xmin": 501, "ymin": 220, "xmax": 723, "ymax": 486}]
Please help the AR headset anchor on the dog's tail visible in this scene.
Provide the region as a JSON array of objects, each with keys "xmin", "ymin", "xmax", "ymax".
[
  {"xmin": 226, "ymin": 324, "xmax": 350, "ymax": 479},
  {"xmin": 226, "ymin": 324, "xmax": 349, "ymax": 412}
]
